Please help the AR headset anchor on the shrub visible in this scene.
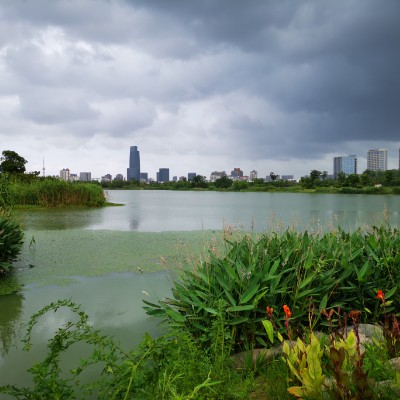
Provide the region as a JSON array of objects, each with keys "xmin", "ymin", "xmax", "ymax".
[
  {"xmin": 0, "ymin": 210, "xmax": 24, "ymax": 274},
  {"xmin": 145, "ymin": 227, "xmax": 400, "ymax": 353}
]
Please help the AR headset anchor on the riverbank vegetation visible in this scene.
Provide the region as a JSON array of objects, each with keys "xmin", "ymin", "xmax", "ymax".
[
  {"xmin": 101, "ymin": 168, "xmax": 400, "ymax": 195},
  {"xmin": 0, "ymin": 174, "xmax": 106, "ymax": 207},
  {"xmin": 2, "ymin": 227, "xmax": 400, "ymax": 398}
]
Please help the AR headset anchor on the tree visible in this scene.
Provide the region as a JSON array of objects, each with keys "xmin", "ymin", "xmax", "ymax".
[
  {"xmin": 269, "ymin": 172, "xmax": 278, "ymax": 181},
  {"xmin": 309, "ymin": 170, "xmax": 321, "ymax": 184},
  {"xmin": 0, "ymin": 150, "xmax": 27, "ymax": 174},
  {"xmin": 191, "ymin": 175, "xmax": 208, "ymax": 188},
  {"xmin": 321, "ymin": 171, "xmax": 328, "ymax": 180},
  {"xmin": 214, "ymin": 176, "xmax": 233, "ymax": 189}
]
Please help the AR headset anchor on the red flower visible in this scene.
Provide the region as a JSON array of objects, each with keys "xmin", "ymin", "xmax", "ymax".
[
  {"xmin": 376, "ymin": 290, "xmax": 385, "ymax": 302},
  {"xmin": 283, "ymin": 304, "xmax": 292, "ymax": 318},
  {"xmin": 266, "ymin": 306, "xmax": 274, "ymax": 317}
]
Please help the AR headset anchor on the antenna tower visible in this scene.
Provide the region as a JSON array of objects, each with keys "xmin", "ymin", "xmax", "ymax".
[{"xmin": 42, "ymin": 157, "xmax": 46, "ymax": 177}]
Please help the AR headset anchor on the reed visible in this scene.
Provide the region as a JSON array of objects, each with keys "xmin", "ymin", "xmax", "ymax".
[{"xmin": 8, "ymin": 178, "xmax": 106, "ymax": 207}]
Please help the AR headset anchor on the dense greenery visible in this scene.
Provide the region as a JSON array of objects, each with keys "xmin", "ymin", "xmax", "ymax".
[
  {"xmin": 0, "ymin": 150, "xmax": 106, "ymax": 207},
  {"xmin": 0, "ymin": 150, "xmax": 28, "ymax": 174},
  {"xmin": 145, "ymin": 227, "xmax": 400, "ymax": 353},
  {"xmin": 8, "ymin": 177, "xmax": 106, "ymax": 207},
  {"xmin": 0, "ymin": 210, "xmax": 24, "ymax": 274},
  {"xmin": 0, "ymin": 175, "xmax": 24, "ymax": 275}
]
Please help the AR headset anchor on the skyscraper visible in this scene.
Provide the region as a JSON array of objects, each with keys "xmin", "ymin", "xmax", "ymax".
[
  {"xmin": 157, "ymin": 168, "xmax": 169, "ymax": 182},
  {"xmin": 127, "ymin": 146, "xmax": 140, "ymax": 181},
  {"xmin": 367, "ymin": 148, "xmax": 387, "ymax": 171},
  {"xmin": 333, "ymin": 155, "xmax": 357, "ymax": 179}
]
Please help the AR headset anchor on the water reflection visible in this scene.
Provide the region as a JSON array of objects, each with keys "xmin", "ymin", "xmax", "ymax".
[
  {"xmin": 0, "ymin": 291, "xmax": 24, "ymax": 356},
  {"xmin": 0, "ymin": 271, "xmax": 172, "ymax": 388},
  {"xmin": 17, "ymin": 208, "xmax": 103, "ymax": 231}
]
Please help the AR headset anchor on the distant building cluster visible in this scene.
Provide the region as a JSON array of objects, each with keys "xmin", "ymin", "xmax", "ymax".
[{"xmin": 57, "ymin": 146, "xmax": 400, "ymax": 183}]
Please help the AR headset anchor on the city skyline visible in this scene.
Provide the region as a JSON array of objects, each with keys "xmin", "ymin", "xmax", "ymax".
[
  {"xmin": 1, "ymin": 1, "xmax": 400, "ymax": 179},
  {"xmin": 55, "ymin": 145, "xmax": 400, "ymax": 183}
]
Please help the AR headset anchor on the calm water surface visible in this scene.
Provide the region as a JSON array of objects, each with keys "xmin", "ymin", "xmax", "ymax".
[
  {"xmin": 20, "ymin": 190, "xmax": 400, "ymax": 231},
  {"xmin": 1, "ymin": 191, "xmax": 400, "ymax": 391}
]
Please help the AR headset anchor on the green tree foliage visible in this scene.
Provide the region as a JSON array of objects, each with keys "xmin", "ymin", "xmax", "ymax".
[
  {"xmin": 214, "ymin": 175, "xmax": 233, "ymax": 189},
  {"xmin": 309, "ymin": 169, "xmax": 321, "ymax": 183},
  {"xmin": 191, "ymin": 175, "xmax": 208, "ymax": 188},
  {"xmin": 0, "ymin": 150, "xmax": 27, "ymax": 174},
  {"xmin": 269, "ymin": 172, "xmax": 278, "ymax": 181}
]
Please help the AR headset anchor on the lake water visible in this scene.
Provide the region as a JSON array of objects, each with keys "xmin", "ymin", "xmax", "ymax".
[
  {"xmin": 20, "ymin": 190, "xmax": 400, "ymax": 232},
  {"xmin": 1, "ymin": 190, "xmax": 400, "ymax": 392}
]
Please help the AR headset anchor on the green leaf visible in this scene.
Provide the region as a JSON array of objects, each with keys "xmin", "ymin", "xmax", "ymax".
[
  {"xmin": 239, "ymin": 284, "xmax": 260, "ymax": 304},
  {"xmin": 227, "ymin": 304, "xmax": 255, "ymax": 312},
  {"xmin": 319, "ymin": 294, "xmax": 328, "ymax": 314},
  {"xmin": 385, "ymin": 286, "xmax": 397, "ymax": 299},
  {"xmin": 262, "ymin": 320, "xmax": 274, "ymax": 343},
  {"xmin": 229, "ymin": 317, "xmax": 249, "ymax": 325},
  {"xmin": 166, "ymin": 308, "xmax": 186, "ymax": 323},
  {"xmin": 203, "ymin": 307, "xmax": 218, "ymax": 315}
]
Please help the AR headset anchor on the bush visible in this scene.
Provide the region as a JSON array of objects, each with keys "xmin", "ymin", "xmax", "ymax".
[
  {"xmin": 0, "ymin": 210, "xmax": 24, "ymax": 274},
  {"xmin": 145, "ymin": 227, "xmax": 400, "ymax": 353}
]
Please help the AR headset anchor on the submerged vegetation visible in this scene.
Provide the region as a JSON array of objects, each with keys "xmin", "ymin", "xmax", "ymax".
[{"xmin": 2, "ymin": 227, "xmax": 400, "ymax": 398}]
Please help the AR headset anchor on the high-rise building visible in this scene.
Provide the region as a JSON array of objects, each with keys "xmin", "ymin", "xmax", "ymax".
[
  {"xmin": 188, "ymin": 172, "xmax": 197, "ymax": 181},
  {"xmin": 114, "ymin": 174, "xmax": 124, "ymax": 181},
  {"xmin": 140, "ymin": 172, "xmax": 148, "ymax": 182},
  {"xmin": 367, "ymin": 148, "xmax": 387, "ymax": 171},
  {"xmin": 230, "ymin": 168, "xmax": 243, "ymax": 178},
  {"xmin": 79, "ymin": 172, "xmax": 91, "ymax": 182},
  {"xmin": 60, "ymin": 168, "xmax": 70, "ymax": 181},
  {"xmin": 157, "ymin": 168, "xmax": 169, "ymax": 182},
  {"xmin": 249, "ymin": 170, "xmax": 257, "ymax": 181},
  {"xmin": 210, "ymin": 171, "xmax": 227, "ymax": 182},
  {"xmin": 127, "ymin": 146, "xmax": 140, "ymax": 181},
  {"xmin": 333, "ymin": 155, "xmax": 357, "ymax": 179}
]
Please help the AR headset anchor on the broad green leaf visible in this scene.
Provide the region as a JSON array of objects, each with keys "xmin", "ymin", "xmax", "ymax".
[
  {"xmin": 262, "ymin": 320, "xmax": 274, "ymax": 343},
  {"xmin": 385, "ymin": 286, "xmax": 397, "ymax": 299},
  {"xmin": 239, "ymin": 284, "xmax": 260, "ymax": 304},
  {"xmin": 166, "ymin": 308, "xmax": 186, "ymax": 323},
  {"xmin": 227, "ymin": 304, "xmax": 255, "ymax": 312}
]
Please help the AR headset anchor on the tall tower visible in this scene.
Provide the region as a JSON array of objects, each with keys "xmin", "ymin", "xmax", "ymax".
[
  {"xmin": 367, "ymin": 148, "xmax": 387, "ymax": 171},
  {"xmin": 42, "ymin": 157, "xmax": 46, "ymax": 177},
  {"xmin": 127, "ymin": 146, "xmax": 140, "ymax": 181}
]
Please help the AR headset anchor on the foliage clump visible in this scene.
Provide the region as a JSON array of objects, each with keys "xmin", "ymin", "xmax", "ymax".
[{"xmin": 145, "ymin": 226, "xmax": 400, "ymax": 353}]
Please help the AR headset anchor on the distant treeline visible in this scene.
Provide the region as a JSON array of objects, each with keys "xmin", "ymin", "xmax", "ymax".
[
  {"xmin": 1, "ymin": 174, "xmax": 106, "ymax": 207},
  {"xmin": 101, "ymin": 168, "xmax": 400, "ymax": 194}
]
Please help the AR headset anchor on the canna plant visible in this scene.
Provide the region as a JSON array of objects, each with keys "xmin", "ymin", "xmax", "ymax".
[
  {"xmin": 144, "ymin": 227, "xmax": 400, "ymax": 353},
  {"xmin": 264, "ymin": 294, "xmax": 400, "ymax": 399}
]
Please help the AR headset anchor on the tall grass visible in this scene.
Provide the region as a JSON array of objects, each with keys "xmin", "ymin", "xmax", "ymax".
[{"xmin": 8, "ymin": 179, "xmax": 106, "ymax": 207}]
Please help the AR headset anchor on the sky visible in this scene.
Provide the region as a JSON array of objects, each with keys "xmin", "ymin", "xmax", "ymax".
[{"xmin": 1, "ymin": 0, "xmax": 400, "ymax": 181}]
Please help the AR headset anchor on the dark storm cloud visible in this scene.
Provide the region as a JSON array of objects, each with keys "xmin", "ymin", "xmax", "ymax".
[{"xmin": 1, "ymin": 0, "xmax": 399, "ymax": 176}]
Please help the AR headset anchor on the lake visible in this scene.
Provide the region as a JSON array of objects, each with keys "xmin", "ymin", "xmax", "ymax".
[{"xmin": 1, "ymin": 190, "xmax": 400, "ymax": 391}]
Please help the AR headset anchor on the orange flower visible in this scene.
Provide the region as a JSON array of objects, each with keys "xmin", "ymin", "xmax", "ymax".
[
  {"xmin": 376, "ymin": 290, "xmax": 385, "ymax": 302},
  {"xmin": 283, "ymin": 304, "xmax": 291, "ymax": 318},
  {"xmin": 266, "ymin": 306, "xmax": 274, "ymax": 317}
]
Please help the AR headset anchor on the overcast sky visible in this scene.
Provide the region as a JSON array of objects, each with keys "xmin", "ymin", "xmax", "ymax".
[{"xmin": 1, "ymin": 0, "xmax": 399, "ymax": 180}]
